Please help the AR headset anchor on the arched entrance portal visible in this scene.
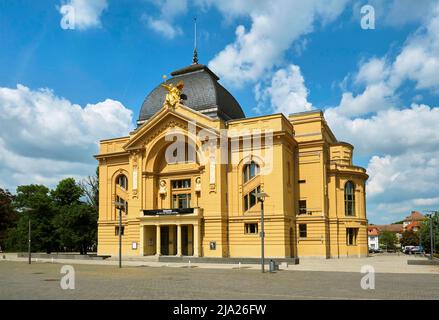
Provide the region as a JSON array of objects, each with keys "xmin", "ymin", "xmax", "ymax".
[{"xmin": 140, "ymin": 131, "xmax": 203, "ymax": 257}]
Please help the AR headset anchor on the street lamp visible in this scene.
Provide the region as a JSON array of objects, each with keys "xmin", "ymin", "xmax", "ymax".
[
  {"xmin": 115, "ymin": 200, "xmax": 126, "ymax": 268},
  {"xmin": 426, "ymin": 211, "xmax": 438, "ymax": 260},
  {"xmin": 254, "ymin": 192, "xmax": 268, "ymax": 273},
  {"xmin": 18, "ymin": 207, "xmax": 32, "ymax": 265}
]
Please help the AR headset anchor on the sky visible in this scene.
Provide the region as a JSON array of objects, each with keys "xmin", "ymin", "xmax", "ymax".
[{"xmin": 1, "ymin": 0, "xmax": 439, "ymax": 224}]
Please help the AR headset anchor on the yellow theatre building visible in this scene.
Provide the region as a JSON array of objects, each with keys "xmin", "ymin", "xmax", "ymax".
[{"xmin": 95, "ymin": 60, "xmax": 369, "ymax": 261}]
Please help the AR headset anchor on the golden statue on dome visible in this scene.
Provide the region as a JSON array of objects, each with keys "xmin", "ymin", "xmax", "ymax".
[{"xmin": 161, "ymin": 77, "xmax": 184, "ymax": 108}]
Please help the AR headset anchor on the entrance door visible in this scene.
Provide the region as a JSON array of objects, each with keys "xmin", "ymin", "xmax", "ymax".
[{"xmin": 161, "ymin": 226, "xmax": 169, "ymax": 255}]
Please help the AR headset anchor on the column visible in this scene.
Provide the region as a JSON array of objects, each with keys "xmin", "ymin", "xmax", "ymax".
[
  {"xmin": 177, "ymin": 224, "xmax": 182, "ymax": 256},
  {"xmin": 193, "ymin": 224, "xmax": 200, "ymax": 257},
  {"xmin": 139, "ymin": 225, "xmax": 144, "ymax": 256},
  {"xmin": 156, "ymin": 225, "xmax": 161, "ymax": 256}
]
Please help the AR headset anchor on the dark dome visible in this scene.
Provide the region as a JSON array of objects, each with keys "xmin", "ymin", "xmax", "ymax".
[{"xmin": 137, "ymin": 64, "xmax": 245, "ymax": 124}]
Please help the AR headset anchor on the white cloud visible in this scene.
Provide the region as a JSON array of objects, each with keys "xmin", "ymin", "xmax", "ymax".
[
  {"xmin": 325, "ymin": 104, "xmax": 439, "ymax": 156},
  {"xmin": 333, "ymin": 2, "xmax": 439, "ymax": 118},
  {"xmin": 255, "ymin": 65, "xmax": 313, "ymax": 115},
  {"xmin": 0, "ymin": 84, "xmax": 133, "ymax": 192},
  {"xmin": 143, "ymin": 0, "xmax": 187, "ymax": 39},
  {"xmin": 205, "ymin": 0, "xmax": 348, "ymax": 87},
  {"xmin": 324, "ymin": 2, "xmax": 439, "ymax": 223},
  {"xmin": 59, "ymin": 0, "xmax": 108, "ymax": 30},
  {"xmin": 354, "ymin": 57, "xmax": 390, "ymax": 85},
  {"xmin": 361, "ymin": 0, "xmax": 437, "ymax": 27},
  {"xmin": 143, "ymin": 16, "xmax": 182, "ymax": 39}
]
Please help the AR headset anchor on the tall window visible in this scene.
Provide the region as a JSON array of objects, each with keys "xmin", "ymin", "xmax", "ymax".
[
  {"xmin": 346, "ymin": 228, "xmax": 358, "ymax": 245},
  {"xmin": 344, "ymin": 181, "xmax": 355, "ymax": 216},
  {"xmin": 116, "ymin": 195, "xmax": 128, "ymax": 214},
  {"xmin": 243, "ymin": 186, "xmax": 261, "ymax": 212},
  {"xmin": 298, "ymin": 200, "xmax": 307, "ymax": 215},
  {"xmin": 171, "ymin": 179, "xmax": 192, "ymax": 209},
  {"xmin": 116, "ymin": 174, "xmax": 128, "ymax": 190},
  {"xmin": 299, "ymin": 224, "xmax": 307, "ymax": 238},
  {"xmin": 243, "ymin": 161, "xmax": 260, "ymax": 183}
]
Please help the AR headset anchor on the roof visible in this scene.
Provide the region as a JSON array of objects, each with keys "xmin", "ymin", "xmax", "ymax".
[
  {"xmin": 368, "ymin": 226, "xmax": 379, "ymax": 236},
  {"xmin": 406, "ymin": 221, "xmax": 422, "ymax": 231},
  {"xmin": 404, "ymin": 211, "xmax": 426, "ymax": 222},
  {"xmin": 375, "ymin": 224, "xmax": 404, "ymax": 233},
  {"xmin": 138, "ymin": 63, "xmax": 245, "ymax": 124}
]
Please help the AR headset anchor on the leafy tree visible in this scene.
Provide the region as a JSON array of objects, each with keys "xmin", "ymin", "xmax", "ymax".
[
  {"xmin": 54, "ymin": 203, "xmax": 97, "ymax": 254},
  {"xmin": 52, "ymin": 178, "xmax": 97, "ymax": 254},
  {"xmin": 0, "ymin": 188, "xmax": 17, "ymax": 251},
  {"xmin": 51, "ymin": 178, "xmax": 83, "ymax": 206},
  {"xmin": 7, "ymin": 185, "xmax": 56, "ymax": 253},
  {"xmin": 419, "ymin": 214, "xmax": 439, "ymax": 253},
  {"xmin": 400, "ymin": 230, "xmax": 420, "ymax": 247},
  {"xmin": 379, "ymin": 231, "xmax": 398, "ymax": 251}
]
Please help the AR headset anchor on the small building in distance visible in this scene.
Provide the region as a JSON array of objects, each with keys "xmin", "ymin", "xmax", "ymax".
[
  {"xmin": 367, "ymin": 226, "xmax": 379, "ymax": 250},
  {"xmin": 403, "ymin": 211, "xmax": 426, "ymax": 232}
]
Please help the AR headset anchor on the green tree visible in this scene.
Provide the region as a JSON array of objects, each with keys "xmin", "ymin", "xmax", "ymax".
[
  {"xmin": 0, "ymin": 188, "xmax": 17, "ymax": 251},
  {"xmin": 52, "ymin": 178, "xmax": 97, "ymax": 254},
  {"xmin": 419, "ymin": 215, "xmax": 439, "ymax": 254},
  {"xmin": 400, "ymin": 230, "xmax": 420, "ymax": 247},
  {"xmin": 379, "ymin": 231, "xmax": 398, "ymax": 251},
  {"xmin": 7, "ymin": 185, "xmax": 56, "ymax": 253},
  {"xmin": 51, "ymin": 178, "xmax": 83, "ymax": 206},
  {"xmin": 54, "ymin": 203, "xmax": 97, "ymax": 254}
]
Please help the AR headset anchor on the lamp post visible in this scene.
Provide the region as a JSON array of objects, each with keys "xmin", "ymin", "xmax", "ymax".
[
  {"xmin": 28, "ymin": 218, "xmax": 31, "ymax": 265},
  {"xmin": 255, "ymin": 192, "xmax": 268, "ymax": 273},
  {"xmin": 18, "ymin": 207, "xmax": 32, "ymax": 264},
  {"xmin": 115, "ymin": 200, "xmax": 126, "ymax": 268}
]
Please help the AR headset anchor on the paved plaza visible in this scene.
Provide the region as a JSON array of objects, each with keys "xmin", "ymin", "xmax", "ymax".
[{"xmin": 1, "ymin": 256, "xmax": 439, "ymax": 299}]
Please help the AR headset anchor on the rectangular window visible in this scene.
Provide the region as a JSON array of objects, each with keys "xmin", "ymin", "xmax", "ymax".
[
  {"xmin": 299, "ymin": 224, "xmax": 307, "ymax": 238},
  {"xmin": 243, "ymin": 194, "xmax": 249, "ymax": 211},
  {"xmin": 115, "ymin": 226, "xmax": 125, "ymax": 236},
  {"xmin": 346, "ymin": 228, "xmax": 358, "ymax": 245},
  {"xmin": 298, "ymin": 180, "xmax": 306, "ymax": 184},
  {"xmin": 172, "ymin": 193, "xmax": 191, "ymax": 209},
  {"xmin": 244, "ymin": 223, "xmax": 258, "ymax": 234},
  {"xmin": 298, "ymin": 200, "xmax": 307, "ymax": 215},
  {"xmin": 171, "ymin": 179, "xmax": 191, "ymax": 189}
]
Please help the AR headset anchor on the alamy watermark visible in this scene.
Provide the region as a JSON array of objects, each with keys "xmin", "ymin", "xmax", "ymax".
[
  {"xmin": 60, "ymin": 265, "xmax": 75, "ymax": 290},
  {"xmin": 60, "ymin": 5, "xmax": 75, "ymax": 30},
  {"xmin": 162, "ymin": 121, "xmax": 274, "ymax": 176},
  {"xmin": 360, "ymin": 4, "xmax": 375, "ymax": 30},
  {"xmin": 360, "ymin": 265, "xmax": 375, "ymax": 290}
]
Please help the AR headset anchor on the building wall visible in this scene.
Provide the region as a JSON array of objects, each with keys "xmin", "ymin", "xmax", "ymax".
[{"xmin": 96, "ymin": 106, "xmax": 368, "ymax": 259}]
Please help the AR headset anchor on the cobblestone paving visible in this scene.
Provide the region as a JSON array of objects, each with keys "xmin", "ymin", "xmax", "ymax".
[{"xmin": 1, "ymin": 261, "xmax": 439, "ymax": 299}]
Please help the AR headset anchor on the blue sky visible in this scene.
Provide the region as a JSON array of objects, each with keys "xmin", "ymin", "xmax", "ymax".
[{"xmin": 1, "ymin": 0, "xmax": 439, "ymax": 224}]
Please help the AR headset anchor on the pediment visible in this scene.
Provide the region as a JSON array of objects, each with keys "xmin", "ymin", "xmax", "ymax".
[{"xmin": 124, "ymin": 107, "xmax": 219, "ymax": 151}]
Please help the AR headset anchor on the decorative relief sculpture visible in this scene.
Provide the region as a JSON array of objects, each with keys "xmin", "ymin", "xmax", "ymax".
[
  {"xmin": 195, "ymin": 177, "xmax": 201, "ymax": 193},
  {"xmin": 159, "ymin": 180, "xmax": 167, "ymax": 195},
  {"xmin": 161, "ymin": 81, "xmax": 184, "ymax": 108}
]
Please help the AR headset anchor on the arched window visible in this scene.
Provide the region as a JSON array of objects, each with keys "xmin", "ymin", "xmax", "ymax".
[
  {"xmin": 116, "ymin": 174, "xmax": 128, "ymax": 190},
  {"xmin": 344, "ymin": 181, "xmax": 355, "ymax": 216},
  {"xmin": 243, "ymin": 161, "xmax": 260, "ymax": 183}
]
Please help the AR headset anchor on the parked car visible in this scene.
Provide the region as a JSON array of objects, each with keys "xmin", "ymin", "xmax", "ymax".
[{"xmin": 404, "ymin": 246, "xmax": 424, "ymax": 254}]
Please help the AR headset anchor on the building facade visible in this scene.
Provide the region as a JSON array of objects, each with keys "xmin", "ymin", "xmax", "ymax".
[
  {"xmin": 367, "ymin": 226, "xmax": 379, "ymax": 250},
  {"xmin": 96, "ymin": 62, "xmax": 369, "ymax": 259}
]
